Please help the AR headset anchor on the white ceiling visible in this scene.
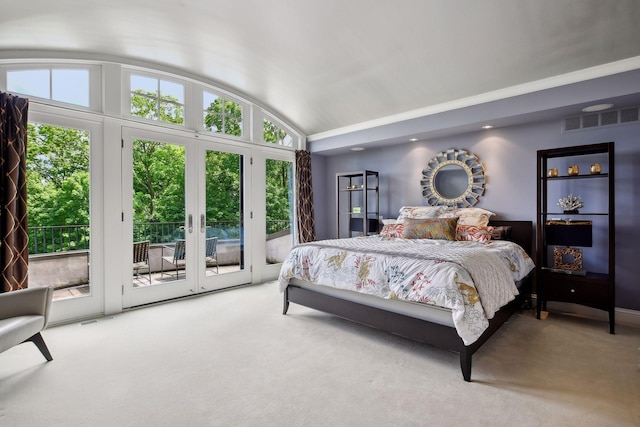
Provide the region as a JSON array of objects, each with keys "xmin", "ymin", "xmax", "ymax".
[{"xmin": 2, "ymin": 0, "xmax": 640, "ymax": 143}]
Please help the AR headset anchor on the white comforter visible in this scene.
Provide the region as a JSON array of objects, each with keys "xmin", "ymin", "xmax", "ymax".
[{"xmin": 278, "ymin": 236, "xmax": 535, "ymax": 345}]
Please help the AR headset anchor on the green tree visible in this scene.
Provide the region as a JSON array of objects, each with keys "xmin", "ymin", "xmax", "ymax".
[
  {"xmin": 204, "ymin": 97, "xmax": 242, "ymax": 136},
  {"xmin": 26, "ymin": 123, "xmax": 90, "ymax": 227},
  {"xmin": 266, "ymin": 159, "xmax": 292, "ymax": 233}
]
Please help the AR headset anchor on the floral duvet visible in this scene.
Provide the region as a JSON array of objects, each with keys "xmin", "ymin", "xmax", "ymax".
[{"xmin": 278, "ymin": 236, "xmax": 535, "ymax": 345}]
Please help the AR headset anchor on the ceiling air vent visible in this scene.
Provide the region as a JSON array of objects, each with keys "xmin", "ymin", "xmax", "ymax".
[{"xmin": 563, "ymin": 106, "xmax": 639, "ymax": 132}]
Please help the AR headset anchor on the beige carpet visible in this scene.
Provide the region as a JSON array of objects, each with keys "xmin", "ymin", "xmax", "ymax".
[{"xmin": 1, "ymin": 281, "xmax": 639, "ymax": 427}]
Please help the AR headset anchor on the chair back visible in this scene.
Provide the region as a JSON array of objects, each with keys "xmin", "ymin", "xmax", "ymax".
[
  {"xmin": 173, "ymin": 239, "xmax": 186, "ymax": 262},
  {"xmin": 205, "ymin": 237, "xmax": 218, "ymax": 258},
  {"xmin": 133, "ymin": 240, "xmax": 150, "ymax": 264}
]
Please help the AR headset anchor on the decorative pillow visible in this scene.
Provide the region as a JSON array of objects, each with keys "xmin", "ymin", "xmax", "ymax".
[
  {"xmin": 399, "ymin": 206, "xmax": 448, "ymax": 219},
  {"xmin": 491, "ymin": 225, "xmax": 512, "ymax": 240},
  {"xmin": 402, "ymin": 218, "xmax": 458, "ymax": 240},
  {"xmin": 380, "ymin": 223, "xmax": 404, "ymax": 238},
  {"xmin": 455, "ymin": 208, "xmax": 496, "ymax": 227},
  {"xmin": 456, "ymin": 225, "xmax": 494, "ymax": 243}
]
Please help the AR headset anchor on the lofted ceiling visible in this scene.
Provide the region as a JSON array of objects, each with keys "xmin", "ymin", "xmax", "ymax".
[{"xmin": 1, "ymin": 0, "xmax": 640, "ymax": 147}]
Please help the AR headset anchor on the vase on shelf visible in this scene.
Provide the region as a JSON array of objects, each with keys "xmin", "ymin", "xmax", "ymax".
[{"xmin": 563, "ymin": 209, "xmax": 579, "ymax": 214}]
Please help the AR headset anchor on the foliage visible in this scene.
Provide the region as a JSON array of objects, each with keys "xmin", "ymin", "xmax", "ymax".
[
  {"xmin": 26, "ymin": 92, "xmax": 293, "ymax": 253},
  {"xmin": 263, "ymin": 119, "xmax": 289, "ymax": 145},
  {"xmin": 266, "ymin": 159, "xmax": 292, "ymax": 229},
  {"xmin": 204, "ymin": 97, "xmax": 242, "ymax": 136},
  {"xmin": 26, "ymin": 123, "xmax": 90, "ymax": 227}
]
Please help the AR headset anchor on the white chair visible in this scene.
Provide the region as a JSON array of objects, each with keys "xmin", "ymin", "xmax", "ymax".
[{"xmin": 0, "ymin": 287, "xmax": 54, "ymax": 361}]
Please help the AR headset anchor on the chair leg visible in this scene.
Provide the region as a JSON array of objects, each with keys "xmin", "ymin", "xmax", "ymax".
[{"xmin": 25, "ymin": 332, "xmax": 53, "ymax": 361}]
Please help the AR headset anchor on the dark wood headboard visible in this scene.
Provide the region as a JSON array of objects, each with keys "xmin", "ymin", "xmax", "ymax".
[{"xmin": 489, "ymin": 220, "xmax": 534, "ymax": 256}]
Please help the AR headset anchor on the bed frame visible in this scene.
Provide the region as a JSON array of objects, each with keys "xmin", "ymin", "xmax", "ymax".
[{"xmin": 282, "ymin": 220, "xmax": 533, "ymax": 382}]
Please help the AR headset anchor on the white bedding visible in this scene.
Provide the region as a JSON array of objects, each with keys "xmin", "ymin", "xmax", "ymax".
[{"xmin": 278, "ymin": 236, "xmax": 535, "ymax": 345}]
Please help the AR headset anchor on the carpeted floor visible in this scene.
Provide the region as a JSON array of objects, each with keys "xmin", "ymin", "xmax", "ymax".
[{"xmin": 1, "ymin": 281, "xmax": 639, "ymax": 426}]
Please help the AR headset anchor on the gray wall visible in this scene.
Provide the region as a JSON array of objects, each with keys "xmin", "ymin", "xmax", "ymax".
[{"xmin": 311, "ymin": 119, "xmax": 640, "ymax": 310}]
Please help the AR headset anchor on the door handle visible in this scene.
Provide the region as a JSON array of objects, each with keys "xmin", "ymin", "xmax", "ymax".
[
  {"xmin": 188, "ymin": 214, "xmax": 193, "ymax": 234},
  {"xmin": 201, "ymin": 214, "xmax": 206, "ymax": 233}
]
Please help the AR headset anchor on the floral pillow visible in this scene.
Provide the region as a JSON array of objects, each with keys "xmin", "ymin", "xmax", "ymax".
[
  {"xmin": 455, "ymin": 208, "xmax": 496, "ymax": 227},
  {"xmin": 380, "ymin": 223, "xmax": 404, "ymax": 238},
  {"xmin": 402, "ymin": 218, "xmax": 458, "ymax": 240},
  {"xmin": 399, "ymin": 206, "xmax": 448, "ymax": 219},
  {"xmin": 456, "ymin": 225, "xmax": 494, "ymax": 243}
]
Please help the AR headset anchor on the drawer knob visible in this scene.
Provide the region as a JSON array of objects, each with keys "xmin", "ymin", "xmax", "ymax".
[{"xmin": 570, "ymin": 288, "xmax": 576, "ymax": 293}]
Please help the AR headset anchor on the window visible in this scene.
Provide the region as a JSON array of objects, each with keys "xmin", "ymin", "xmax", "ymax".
[
  {"xmin": 130, "ymin": 74, "xmax": 185, "ymax": 126},
  {"xmin": 7, "ymin": 68, "xmax": 90, "ymax": 107},
  {"xmin": 264, "ymin": 118, "xmax": 293, "ymax": 146},
  {"xmin": 203, "ymin": 91, "xmax": 243, "ymax": 137}
]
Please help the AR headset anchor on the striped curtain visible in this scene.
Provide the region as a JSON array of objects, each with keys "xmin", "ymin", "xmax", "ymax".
[
  {"xmin": 295, "ymin": 150, "xmax": 316, "ymax": 243},
  {"xmin": 0, "ymin": 92, "xmax": 29, "ymax": 293}
]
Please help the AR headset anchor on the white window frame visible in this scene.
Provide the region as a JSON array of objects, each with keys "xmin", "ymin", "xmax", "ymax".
[
  {"xmin": 198, "ymin": 86, "xmax": 250, "ymax": 140},
  {"xmin": 0, "ymin": 63, "xmax": 102, "ymax": 112},
  {"xmin": 121, "ymin": 68, "xmax": 189, "ymax": 129},
  {"xmin": 258, "ymin": 109, "xmax": 301, "ymax": 150}
]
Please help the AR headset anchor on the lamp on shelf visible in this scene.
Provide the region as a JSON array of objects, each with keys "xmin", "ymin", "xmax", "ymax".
[{"xmin": 545, "ymin": 220, "xmax": 592, "ymax": 274}]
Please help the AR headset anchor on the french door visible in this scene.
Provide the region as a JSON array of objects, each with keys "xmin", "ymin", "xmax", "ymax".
[
  {"xmin": 122, "ymin": 128, "xmax": 251, "ymax": 307},
  {"xmin": 27, "ymin": 110, "xmax": 105, "ymax": 323}
]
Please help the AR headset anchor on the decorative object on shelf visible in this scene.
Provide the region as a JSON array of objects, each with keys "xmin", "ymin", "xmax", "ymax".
[
  {"xmin": 352, "ymin": 206, "xmax": 361, "ymax": 213},
  {"xmin": 567, "ymin": 165, "xmax": 579, "ymax": 176},
  {"xmin": 590, "ymin": 163, "xmax": 602, "ymax": 174},
  {"xmin": 547, "ymin": 168, "xmax": 558, "ymax": 177},
  {"xmin": 557, "ymin": 194, "xmax": 584, "ymax": 214},
  {"xmin": 545, "ymin": 219, "xmax": 592, "ymax": 274},
  {"xmin": 545, "ymin": 220, "xmax": 593, "ymax": 246},
  {"xmin": 553, "ymin": 247, "xmax": 584, "ymax": 271},
  {"xmin": 420, "ymin": 148, "xmax": 485, "ymax": 207}
]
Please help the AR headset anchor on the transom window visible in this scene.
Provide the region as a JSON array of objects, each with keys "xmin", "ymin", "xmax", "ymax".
[
  {"xmin": 203, "ymin": 91, "xmax": 243, "ymax": 137},
  {"xmin": 7, "ymin": 68, "xmax": 90, "ymax": 107},
  {"xmin": 130, "ymin": 74, "xmax": 185, "ymax": 126},
  {"xmin": 264, "ymin": 118, "xmax": 293, "ymax": 146}
]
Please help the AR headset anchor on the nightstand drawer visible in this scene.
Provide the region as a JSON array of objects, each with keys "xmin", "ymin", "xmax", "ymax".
[{"xmin": 543, "ymin": 280, "xmax": 608, "ymax": 307}]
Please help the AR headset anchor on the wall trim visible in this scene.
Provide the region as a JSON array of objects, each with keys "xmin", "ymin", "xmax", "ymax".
[{"xmin": 308, "ymin": 56, "xmax": 640, "ymax": 142}]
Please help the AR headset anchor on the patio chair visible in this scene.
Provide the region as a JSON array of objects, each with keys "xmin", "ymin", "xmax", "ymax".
[
  {"xmin": 205, "ymin": 237, "xmax": 219, "ymax": 274},
  {"xmin": 162, "ymin": 239, "xmax": 186, "ymax": 279},
  {"xmin": 0, "ymin": 286, "xmax": 54, "ymax": 361},
  {"xmin": 133, "ymin": 240, "xmax": 151, "ymax": 285}
]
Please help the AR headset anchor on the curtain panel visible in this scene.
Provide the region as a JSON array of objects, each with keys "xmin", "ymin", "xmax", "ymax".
[
  {"xmin": 295, "ymin": 150, "xmax": 316, "ymax": 243},
  {"xmin": 0, "ymin": 92, "xmax": 29, "ymax": 293}
]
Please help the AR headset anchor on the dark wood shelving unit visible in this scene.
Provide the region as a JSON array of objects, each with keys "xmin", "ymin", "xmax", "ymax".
[
  {"xmin": 336, "ymin": 170, "xmax": 379, "ymax": 238},
  {"xmin": 536, "ymin": 142, "xmax": 615, "ymax": 333}
]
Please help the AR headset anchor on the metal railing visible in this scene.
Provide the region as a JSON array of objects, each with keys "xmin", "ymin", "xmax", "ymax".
[{"xmin": 29, "ymin": 219, "xmax": 292, "ymax": 255}]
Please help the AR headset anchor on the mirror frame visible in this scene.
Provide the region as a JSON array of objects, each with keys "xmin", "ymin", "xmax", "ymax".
[{"xmin": 420, "ymin": 148, "xmax": 486, "ymax": 207}]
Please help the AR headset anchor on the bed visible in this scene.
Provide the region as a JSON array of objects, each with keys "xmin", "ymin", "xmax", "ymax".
[{"xmin": 278, "ymin": 218, "xmax": 535, "ymax": 382}]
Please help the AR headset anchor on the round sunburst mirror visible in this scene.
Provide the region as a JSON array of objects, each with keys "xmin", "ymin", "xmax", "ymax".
[{"xmin": 420, "ymin": 148, "xmax": 486, "ymax": 207}]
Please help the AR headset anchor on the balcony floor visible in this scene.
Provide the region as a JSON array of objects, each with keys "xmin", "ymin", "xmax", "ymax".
[{"xmin": 52, "ymin": 264, "xmax": 241, "ymax": 301}]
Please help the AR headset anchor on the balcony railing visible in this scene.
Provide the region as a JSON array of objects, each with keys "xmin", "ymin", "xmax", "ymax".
[{"xmin": 29, "ymin": 220, "xmax": 292, "ymax": 255}]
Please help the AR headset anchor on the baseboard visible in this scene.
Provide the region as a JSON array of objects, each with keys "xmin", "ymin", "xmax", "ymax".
[{"xmin": 531, "ymin": 294, "xmax": 640, "ymax": 328}]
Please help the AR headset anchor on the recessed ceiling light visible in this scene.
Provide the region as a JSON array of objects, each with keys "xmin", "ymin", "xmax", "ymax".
[
  {"xmin": 409, "ymin": 138, "xmax": 418, "ymax": 142},
  {"xmin": 582, "ymin": 103, "xmax": 614, "ymax": 113},
  {"xmin": 481, "ymin": 125, "xmax": 494, "ymax": 129},
  {"xmin": 350, "ymin": 147, "xmax": 365, "ymax": 151}
]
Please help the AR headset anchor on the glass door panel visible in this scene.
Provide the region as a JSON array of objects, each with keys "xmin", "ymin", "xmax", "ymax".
[
  {"xmin": 132, "ymin": 139, "xmax": 187, "ymax": 286},
  {"xmin": 199, "ymin": 143, "xmax": 251, "ymax": 291},
  {"xmin": 122, "ymin": 128, "xmax": 195, "ymax": 307},
  {"xmin": 265, "ymin": 158, "xmax": 294, "ymax": 264},
  {"xmin": 27, "ymin": 112, "xmax": 104, "ymax": 323}
]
